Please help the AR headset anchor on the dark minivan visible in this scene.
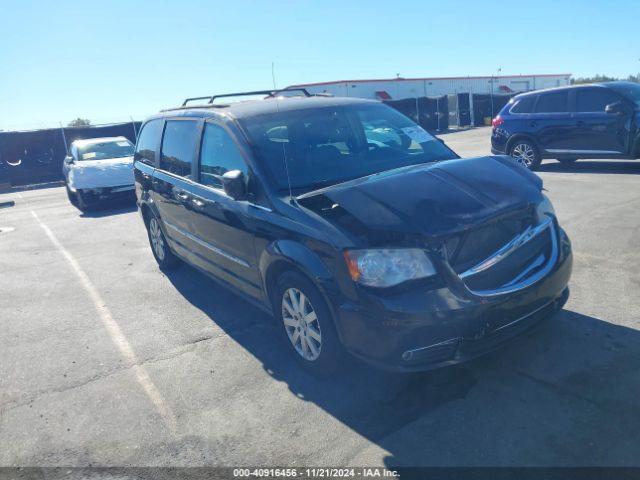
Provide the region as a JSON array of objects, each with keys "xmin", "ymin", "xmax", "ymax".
[
  {"xmin": 134, "ymin": 89, "xmax": 572, "ymax": 374},
  {"xmin": 492, "ymin": 82, "xmax": 640, "ymax": 169}
]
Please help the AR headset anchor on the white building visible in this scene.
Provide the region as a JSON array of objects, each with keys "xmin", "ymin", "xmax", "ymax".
[{"xmin": 289, "ymin": 74, "xmax": 571, "ymax": 100}]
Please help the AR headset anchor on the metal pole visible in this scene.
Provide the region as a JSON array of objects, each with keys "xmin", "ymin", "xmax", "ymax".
[
  {"xmin": 59, "ymin": 122, "xmax": 69, "ymax": 155},
  {"xmin": 415, "ymin": 97, "xmax": 420, "ymax": 126}
]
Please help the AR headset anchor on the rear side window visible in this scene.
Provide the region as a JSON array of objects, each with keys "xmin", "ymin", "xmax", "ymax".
[
  {"xmin": 135, "ymin": 119, "xmax": 163, "ymax": 165},
  {"xmin": 576, "ymin": 89, "xmax": 621, "ymax": 112},
  {"xmin": 160, "ymin": 120, "xmax": 199, "ymax": 178},
  {"xmin": 535, "ymin": 91, "xmax": 568, "ymax": 113},
  {"xmin": 510, "ymin": 96, "xmax": 535, "ymax": 114},
  {"xmin": 199, "ymin": 123, "xmax": 247, "ymax": 188}
]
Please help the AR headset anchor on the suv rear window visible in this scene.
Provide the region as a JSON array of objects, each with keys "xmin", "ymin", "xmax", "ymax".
[
  {"xmin": 510, "ymin": 96, "xmax": 535, "ymax": 114},
  {"xmin": 535, "ymin": 91, "xmax": 568, "ymax": 113},
  {"xmin": 135, "ymin": 119, "xmax": 163, "ymax": 165},
  {"xmin": 160, "ymin": 120, "xmax": 199, "ymax": 178}
]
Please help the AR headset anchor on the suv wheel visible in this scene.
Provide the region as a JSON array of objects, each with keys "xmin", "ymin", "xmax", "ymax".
[
  {"xmin": 147, "ymin": 214, "xmax": 180, "ymax": 269},
  {"xmin": 274, "ymin": 270, "xmax": 342, "ymax": 375},
  {"xmin": 509, "ymin": 140, "xmax": 541, "ymax": 170}
]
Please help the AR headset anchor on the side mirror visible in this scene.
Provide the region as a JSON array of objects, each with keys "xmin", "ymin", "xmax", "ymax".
[
  {"xmin": 64, "ymin": 155, "xmax": 74, "ymax": 164},
  {"xmin": 605, "ymin": 102, "xmax": 624, "ymax": 115},
  {"xmin": 221, "ymin": 170, "xmax": 247, "ymax": 201}
]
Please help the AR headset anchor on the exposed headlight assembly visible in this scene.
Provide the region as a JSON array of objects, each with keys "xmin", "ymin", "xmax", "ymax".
[{"xmin": 344, "ymin": 248, "xmax": 436, "ymax": 288}]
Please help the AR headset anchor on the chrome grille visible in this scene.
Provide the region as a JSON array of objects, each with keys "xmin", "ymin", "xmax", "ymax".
[
  {"xmin": 457, "ymin": 217, "xmax": 557, "ymax": 296},
  {"xmin": 446, "ymin": 210, "xmax": 536, "ymax": 273}
]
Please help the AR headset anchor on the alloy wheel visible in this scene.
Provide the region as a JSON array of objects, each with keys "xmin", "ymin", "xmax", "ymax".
[
  {"xmin": 149, "ymin": 218, "xmax": 165, "ymax": 261},
  {"xmin": 282, "ymin": 287, "xmax": 322, "ymax": 361},
  {"xmin": 511, "ymin": 143, "xmax": 536, "ymax": 168}
]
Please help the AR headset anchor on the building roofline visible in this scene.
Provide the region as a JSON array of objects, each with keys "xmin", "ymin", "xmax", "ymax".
[{"xmin": 289, "ymin": 73, "xmax": 573, "ymax": 88}]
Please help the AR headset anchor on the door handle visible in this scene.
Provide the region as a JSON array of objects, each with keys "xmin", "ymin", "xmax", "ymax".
[
  {"xmin": 529, "ymin": 121, "xmax": 537, "ymax": 127},
  {"xmin": 175, "ymin": 191, "xmax": 189, "ymax": 201},
  {"xmin": 576, "ymin": 120, "xmax": 585, "ymax": 126}
]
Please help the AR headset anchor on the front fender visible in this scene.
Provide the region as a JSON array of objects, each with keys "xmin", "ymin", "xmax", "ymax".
[
  {"xmin": 259, "ymin": 240, "xmax": 335, "ymax": 291},
  {"xmin": 258, "ymin": 240, "xmax": 347, "ymax": 333}
]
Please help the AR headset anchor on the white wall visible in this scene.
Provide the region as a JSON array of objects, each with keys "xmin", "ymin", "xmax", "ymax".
[{"xmin": 293, "ymin": 75, "xmax": 571, "ymax": 100}]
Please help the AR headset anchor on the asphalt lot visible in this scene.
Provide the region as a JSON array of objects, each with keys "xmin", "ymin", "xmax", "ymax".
[{"xmin": 1, "ymin": 126, "xmax": 640, "ymax": 468}]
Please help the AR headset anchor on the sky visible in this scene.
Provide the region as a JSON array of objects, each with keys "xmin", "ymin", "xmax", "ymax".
[{"xmin": 1, "ymin": 0, "xmax": 638, "ymax": 130}]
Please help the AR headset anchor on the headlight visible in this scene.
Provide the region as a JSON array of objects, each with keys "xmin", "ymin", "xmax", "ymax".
[
  {"xmin": 343, "ymin": 249, "xmax": 436, "ymax": 288},
  {"xmin": 536, "ymin": 194, "xmax": 556, "ymax": 221}
]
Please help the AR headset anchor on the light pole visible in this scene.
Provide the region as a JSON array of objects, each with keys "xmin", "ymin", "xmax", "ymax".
[{"xmin": 490, "ymin": 67, "xmax": 502, "ymax": 119}]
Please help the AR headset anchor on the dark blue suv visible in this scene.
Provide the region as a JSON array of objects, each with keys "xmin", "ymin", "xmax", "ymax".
[{"xmin": 491, "ymin": 82, "xmax": 640, "ymax": 169}]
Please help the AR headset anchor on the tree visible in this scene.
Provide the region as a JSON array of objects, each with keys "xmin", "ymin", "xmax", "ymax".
[
  {"xmin": 67, "ymin": 118, "xmax": 92, "ymax": 127},
  {"xmin": 571, "ymin": 74, "xmax": 639, "ymax": 85}
]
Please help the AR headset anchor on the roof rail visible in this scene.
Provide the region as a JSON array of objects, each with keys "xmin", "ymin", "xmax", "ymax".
[{"xmin": 179, "ymin": 87, "xmax": 311, "ymax": 107}]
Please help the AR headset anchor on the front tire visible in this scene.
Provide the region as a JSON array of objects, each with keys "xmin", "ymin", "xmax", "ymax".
[
  {"xmin": 146, "ymin": 213, "xmax": 180, "ymax": 270},
  {"xmin": 509, "ymin": 139, "xmax": 541, "ymax": 170},
  {"xmin": 273, "ymin": 270, "xmax": 343, "ymax": 375},
  {"xmin": 65, "ymin": 185, "xmax": 78, "ymax": 206}
]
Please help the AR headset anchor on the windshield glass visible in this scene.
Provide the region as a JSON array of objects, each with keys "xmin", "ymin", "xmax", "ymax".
[
  {"xmin": 240, "ymin": 103, "xmax": 458, "ymax": 193},
  {"xmin": 78, "ymin": 139, "xmax": 134, "ymax": 161},
  {"xmin": 608, "ymin": 83, "xmax": 640, "ymax": 107}
]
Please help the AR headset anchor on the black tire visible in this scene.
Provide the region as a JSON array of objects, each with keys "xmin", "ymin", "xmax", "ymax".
[
  {"xmin": 75, "ymin": 191, "xmax": 91, "ymax": 212},
  {"xmin": 508, "ymin": 139, "xmax": 541, "ymax": 170},
  {"xmin": 273, "ymin": 270, "xmax": 343, "ymax": 375},
  {"xmin": 145, "ymin": 211, "xmax": 180, "ymax": 270},
  {"xmin": 65, "ymin": 185, "xmax": 78, "ymax": 206}
]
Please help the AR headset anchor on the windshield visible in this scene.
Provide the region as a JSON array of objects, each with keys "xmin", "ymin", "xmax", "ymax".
[
  {"xmin": 608, "ymin": 83, "xmax": 640, "ymax": 107},
  {"xmin": 240, "ymin": 103, "xmax": 458, "ymax": 193},
  {"xmin": 78, "ymin": 139, "xmax": 134, "ymax": 161}
]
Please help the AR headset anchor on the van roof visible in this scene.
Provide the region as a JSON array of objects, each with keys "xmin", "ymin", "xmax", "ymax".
[{"xmin": 153, "ymin": 95, "xmax": 378, "ymax": 122}]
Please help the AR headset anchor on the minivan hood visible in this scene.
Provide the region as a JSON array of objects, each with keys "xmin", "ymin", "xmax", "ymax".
[
  {"xmin": 69, "ymin": 156, "xmax": 134, "ymax": 190},
  {"xmin": 297, "ymin": 156, "xmax": 543, "ymax": 244}
]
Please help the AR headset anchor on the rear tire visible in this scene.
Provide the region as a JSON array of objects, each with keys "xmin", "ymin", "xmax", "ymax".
[
  {"xmin": 273, "ymin": 270, "xmax": 343, "ymax": 375},
  {"xmin": 509, "ymin": 139, "xmax": 541, "ymax": 170},
  {"xmin": 146, "ymin": 212, "xmax": 180, "ymax": 270}
]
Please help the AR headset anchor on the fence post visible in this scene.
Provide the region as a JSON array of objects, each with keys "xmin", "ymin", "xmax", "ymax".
[{"xmin": 469, "ymin": 92, "xmax": 475, "ymax": 127}]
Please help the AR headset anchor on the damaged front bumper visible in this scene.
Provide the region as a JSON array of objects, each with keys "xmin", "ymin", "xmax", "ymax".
[{"xmin": 331, "ymin": 225, "xmax": 573, "ymax": 372}]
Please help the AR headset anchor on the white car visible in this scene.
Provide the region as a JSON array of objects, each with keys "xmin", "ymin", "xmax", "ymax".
[{"xmin": 63, "ymin": 136, "xmax": 136, "ymax": 211}]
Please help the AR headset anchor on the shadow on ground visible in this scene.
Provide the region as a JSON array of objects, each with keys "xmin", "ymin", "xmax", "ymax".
[
  {"xmin": 164, "ymin": 263, "xmax": 640, "ymax": 468},
  {"xmin": 79, "ymin": 199, "xmax": 137, "ymax": 218},
  {"xmin": 538, "ymin": 160, "xmax": 640, "ymax": 175}
]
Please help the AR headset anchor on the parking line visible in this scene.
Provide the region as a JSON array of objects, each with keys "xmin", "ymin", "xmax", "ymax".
[{"xmin": 30, "ymin": 210, "xmax": 177, "ymax": 432}]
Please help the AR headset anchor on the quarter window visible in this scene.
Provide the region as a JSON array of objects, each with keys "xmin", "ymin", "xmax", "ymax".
[
  {"xmin": 575, "ymin": 89, "xmax": 621, "ymax": 113},
  {"xmin": 199, "ymin": 123, "xmax": 247, "ymax": 188},
  {"xmin": 535, "ymin": 91, "xmax": 568, "ymax": 113},
  {"xmin": 510, "ymin": 96, "xmax": 535, "ymax": 114},
  {"xmin": 160, "ymin": 120, "xmax": 199, "ymax": 178},
  {"xmin": 134, "ymin": 119, "xmax": 163, "ymax": 165}
]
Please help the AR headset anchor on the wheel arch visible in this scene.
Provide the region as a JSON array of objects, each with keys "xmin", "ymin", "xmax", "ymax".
[
  {"xmin": 259, "ymin": 240, "xmax": 344, "ymax": 337},
  {"xmin": 506, "ymin": 133, "xmax": 541, "ymax": 155}
]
